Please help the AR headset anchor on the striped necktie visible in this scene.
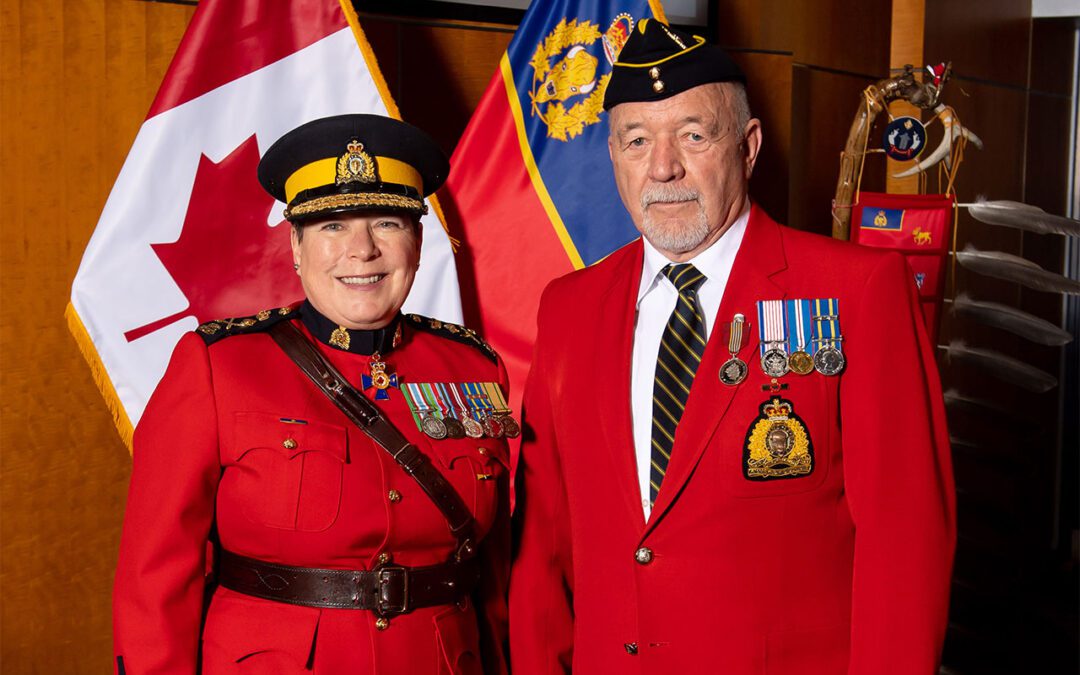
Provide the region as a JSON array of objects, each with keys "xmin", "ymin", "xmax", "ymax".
[{"xmin": 650, "ymin": 263, "xmax": 708, "ymax": 504}]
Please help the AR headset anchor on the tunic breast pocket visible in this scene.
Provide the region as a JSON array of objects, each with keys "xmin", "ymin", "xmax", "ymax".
[
  {"xmin": 226, "ymin": 412, "xmax": 347, "ymax": 531},
  {"xmin": 428, "ymin": 440, "xmax": 509, "ymax": 534}
]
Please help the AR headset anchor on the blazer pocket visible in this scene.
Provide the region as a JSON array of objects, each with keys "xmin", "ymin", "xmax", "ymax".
[
  {"xmin": 723, "ymin": 376, "xmax": 835, "ymax": 499},
  {"xmin": 433, "ymin": 604, "xmax": 483, "ymax": 675},
  {"xmin": 202, "ymin": 589, "xmax": 320, "ymax": 671},
  {"xmin": 228, "ymin": 412, "xmax": 347, "ymax": 531}
]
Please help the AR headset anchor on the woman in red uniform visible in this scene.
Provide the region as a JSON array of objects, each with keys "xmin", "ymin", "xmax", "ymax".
[{"xmin": 113, "ymin": 115, "xmax": 511, "ymax": 675}]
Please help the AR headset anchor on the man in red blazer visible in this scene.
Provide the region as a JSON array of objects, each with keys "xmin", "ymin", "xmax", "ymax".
[{"xmin": 509, "ymin": 19, "xmax": 955, "ymax": 674}]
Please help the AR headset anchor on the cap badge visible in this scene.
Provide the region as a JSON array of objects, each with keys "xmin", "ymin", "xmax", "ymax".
[{"xmin": 336, "ymin": 139, "xmax": 377, "ymax": 185}]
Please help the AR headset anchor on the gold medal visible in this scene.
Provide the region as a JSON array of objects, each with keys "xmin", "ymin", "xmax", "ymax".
[{"xmin": 788, "ymin": 350, "xmax": 814, "ymax": 375}]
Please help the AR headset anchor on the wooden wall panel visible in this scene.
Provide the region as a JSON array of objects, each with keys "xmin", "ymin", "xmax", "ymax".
[
  {"xmin": 731, "ymin": 51, "xmax": 793, "ymax": 224},
  {"xmin": 789, "ymin": 66, "xmax": 885, "ymax": 236},
  {"xmin": 0, "ymin": 1, "xmax": 193, "ymax": 672},
  {"xmin": 924, "ymin": 0, "xmax": 1031, "ymax": 87},
  {"xmin": 362, "ymin": 16, "xmax": 513, "ymax": 155}
]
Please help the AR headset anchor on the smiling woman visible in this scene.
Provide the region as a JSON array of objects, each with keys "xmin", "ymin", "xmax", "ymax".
[
  {"xmin": 111, "ymin": 114, "xmax": 512, "ymax": 674},
  {"xmin": 292, "ymin": 212, "xmax": 422, "ymax": 330}
]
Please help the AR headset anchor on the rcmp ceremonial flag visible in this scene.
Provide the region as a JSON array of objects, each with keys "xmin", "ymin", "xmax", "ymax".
[
  {"xmin": 66, "ymin": 0, "xmax": 462, "ymax": 443},
  {"xmin": 444, "ymin": 0, "xmax": 666, "ymax": 425}
]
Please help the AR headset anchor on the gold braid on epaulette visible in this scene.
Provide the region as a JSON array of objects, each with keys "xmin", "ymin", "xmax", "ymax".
[
  {"xmin": 196, "ymin": 306, "xmax": 297, "ymax": 344},
  {"xmin": 406, "ymin": 314, "xmax": 498, "ymax": 363}
]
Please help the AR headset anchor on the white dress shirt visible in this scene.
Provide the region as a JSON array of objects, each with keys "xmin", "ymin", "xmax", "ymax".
[{"xmin": 630, "ymin": 204, "xmax": 750, "ymax": 520}]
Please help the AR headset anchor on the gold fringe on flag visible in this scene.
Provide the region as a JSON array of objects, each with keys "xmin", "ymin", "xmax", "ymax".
[{"xmin": 65, "ymin": 303, "xmax": 135, "ymax": 452}]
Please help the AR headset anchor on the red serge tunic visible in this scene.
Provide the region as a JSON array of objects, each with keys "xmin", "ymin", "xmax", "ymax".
[{"xmin": 113, "ymin": 304, "xmax": 510, "ymax": 675}]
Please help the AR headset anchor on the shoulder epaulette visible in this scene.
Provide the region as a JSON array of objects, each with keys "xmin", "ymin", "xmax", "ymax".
[
  {"xmin": 196, "ymin": 306, "xmax": 298, "ymax": 345},
  {"xmin": 406, "ymin": 314, "xmax": 498, "ymax": 364}
]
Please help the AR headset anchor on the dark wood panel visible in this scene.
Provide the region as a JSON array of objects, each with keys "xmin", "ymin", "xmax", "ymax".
[
  {"xmin": 732, "ymin": 52, "xmax": 793, "ymax": 224},
  {"xmin": 717, "ymin": 0, "xmax": 890, "ymax": 75},
  {"xmin": 789, "ymin": 66, "xmax": 885, "ymax": 235},
  {"xmin": 924, "ymin": 0, "xmax": 1031, "ymax": 87},
  {"xmin": 366, "ymin": 20, "xmax": 511, "ymax": 155}
]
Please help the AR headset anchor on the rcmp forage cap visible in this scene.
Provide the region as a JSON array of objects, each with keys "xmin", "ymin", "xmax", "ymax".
[
  {"xmin": 603, "ymin": 19, "xmax": 745, "ymax": 110},
  {"xmin": 258, "ymin": 114, "xmax": 449, "ymax": 222}
]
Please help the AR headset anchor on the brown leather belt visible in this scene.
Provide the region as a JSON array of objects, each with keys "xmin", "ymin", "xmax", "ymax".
[{"xmin": 217, "ymin": 550, "xmax": 480, "ymax": 616}]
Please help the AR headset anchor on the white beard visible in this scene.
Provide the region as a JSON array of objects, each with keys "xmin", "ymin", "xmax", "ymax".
[{"xmin": 639, "ymin": 184, "xmax": 709, "ymax": 254}]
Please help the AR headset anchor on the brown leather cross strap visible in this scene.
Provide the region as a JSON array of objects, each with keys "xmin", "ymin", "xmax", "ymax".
[
  {"xmin": 269, "ymin": 321, "xmax": 477, "ymax": 555},
  {"xmin": 218, "ymin": 549, "xmax": 480, "ymax": 616}
]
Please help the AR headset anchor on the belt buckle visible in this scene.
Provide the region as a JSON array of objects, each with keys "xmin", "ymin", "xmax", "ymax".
[{"xmin": 375, "ymin": 565, "xmax": 410, "ymax": 617}]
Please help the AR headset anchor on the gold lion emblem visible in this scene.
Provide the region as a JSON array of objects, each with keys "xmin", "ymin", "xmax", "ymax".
[{"xmin": 528, "ymin": 15, "xmax": 633, "ymax": 141}]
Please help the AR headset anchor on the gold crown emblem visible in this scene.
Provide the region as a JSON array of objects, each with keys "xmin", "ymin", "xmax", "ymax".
[
  {"xmin": 764, "ymin": 398, "xmax": 793, "ymax": 419},
  {"xmin": 336, "ymin": 138, "xmax": 377, "ymax": 185}
]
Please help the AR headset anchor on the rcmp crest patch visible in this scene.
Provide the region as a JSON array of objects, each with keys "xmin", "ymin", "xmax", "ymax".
[{"xmin": 743, "ymin": 397, "xmax": 814, "ymax": 480}]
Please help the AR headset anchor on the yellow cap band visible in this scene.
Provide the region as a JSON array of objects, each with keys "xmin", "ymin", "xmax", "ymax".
[{"xmin": 284, "ymin": 156, "xmax": 423, "ymax": 203}]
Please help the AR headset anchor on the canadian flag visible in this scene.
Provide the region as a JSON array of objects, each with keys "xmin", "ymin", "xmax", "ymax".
[{"xmin": 67, "ymin": 0, "xmax": 462, "ymax": 444}]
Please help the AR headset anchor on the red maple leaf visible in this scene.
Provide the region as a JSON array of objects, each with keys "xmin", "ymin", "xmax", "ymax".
[{"xmin": 125, "ymin": 135, "xmax": 303, "ymax": 341}]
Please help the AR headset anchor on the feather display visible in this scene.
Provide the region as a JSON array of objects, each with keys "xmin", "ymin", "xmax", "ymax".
[
  {"xmin": 943, "ymin": 388, "xmax": 1033, "ymax": 426},
  {"xmin": 959, "ymin": 197, "xmax": 1080, "ymax": 237},
  {"xmin": 942, "ymin": 341, "xmax": 1058, "ymax": 393},
  {"xmin": 955, "ymin": 246, "xmax": 1080, "ymax": 295},
  {"xmin": 951, "ymin": 294, "xmax": 1074, "ymax": 345}
]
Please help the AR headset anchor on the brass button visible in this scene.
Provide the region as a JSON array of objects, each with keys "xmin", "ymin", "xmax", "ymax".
[
  {"xmin": 478, "ymin": 447, "xmax": 490, "ymax": 456},
  {"xmin": 376, "ymin": 552, "xmax": 392, "ymax": 565},
  {"xmin": 374, "ymin": 617, "xmax": 390, "ymax": 631},
  {"xmin": 282, "ymin": 438, "xmax": 298, "ymax": 450},
  {"xmin": 648, "ymin": 67, "xmax": 660, "ymax": 79},
  {"xmin": 624, "ymin": 642, "xmax": 639, "ymax": 655},
  {"xmin": 652, "ymin": 80, "xmax": 665, "ymax": 93},
  {"xmin": 387, "ymin": 489, "xmax": 402, "ymax": 503},
  {"xmin": 634, "ymin": 547, "xmax": 653, "ymax": 565}
]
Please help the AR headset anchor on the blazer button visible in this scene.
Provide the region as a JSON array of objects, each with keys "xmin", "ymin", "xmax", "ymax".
[
  {"xmin": 387, "ymin": 489, "xmax": 402, "ymax": 503},
  {"xmin": 634, "ymin": 547, "xmax": 653, "ymax": 565},
  {"xmin": 374, "ymin": 617, "xmax": 390, "ymax": 631},
  {"xmin": 624, "ymin": 642, "xmax": 639, "ymax": 655},
  {"xmin": 376, "ymin": 552, "xmax": 393, "ymax": 565},
  {"xmin": 282, "ymin": 438, "xmax": 297, "ymax": 450}
]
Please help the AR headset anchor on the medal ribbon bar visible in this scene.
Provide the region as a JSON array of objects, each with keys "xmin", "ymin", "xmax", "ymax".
[
  {"xmin": 401, "ymin": 382, "xmax": 429, "ymax": 431},
  {"xmin": 812, "ymin": 298, "xmax": 842, "ymax": 352},
  {"xmin": 757, "ymin": 300, "xmax": 788, "ymax": 355},
  {"xmin": 787, "ymin": 299, "xmax": 814, "ymax": 356}
]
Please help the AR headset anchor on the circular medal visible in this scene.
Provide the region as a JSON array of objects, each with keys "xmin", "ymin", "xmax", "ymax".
[
  {"xmin": 500, "ymin": 415, "xmax": 521, "ymax": 438},
  {"xmin": 813, "ymin": 346, "xmax": 846, "ymax": 376},
  {"xmin": 420, "ymin": 414, "xmax": 448, "ymax": 440},
  {"xmin": 883, "ymin": 115, "xmax": 926, "ymax": 161},
  {"xmin": 788, "ymin": 350, "xmax": 814, "ymax": 375},
  {"xmin": 462, "ymin": 416, "xmax": 484, "ymax": 439},
  {"xmin": 718, "ymin": 357, "xmax": 748, "ymax": 386},
  {"xmin": 760, "ymin": 348, "xmax": 790, "ymax": 378},
  {"xmin": 443, "ymin": 417, "xmax": 466, "ymax": 439},
  {"xmin": 482, "ymin": 415, "xmax": 504, "ymax": 438}
]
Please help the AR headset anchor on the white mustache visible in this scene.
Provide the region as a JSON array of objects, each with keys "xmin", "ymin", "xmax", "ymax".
[{"xmin": 641, "ymin": 184, "xmax": 700, "ymax": 209}]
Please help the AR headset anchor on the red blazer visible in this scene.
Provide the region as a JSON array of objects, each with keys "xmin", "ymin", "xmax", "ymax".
[
  {"xmin": 509, "ymin": 206, "xmax": 955, "ymax": 674},
  {"xmin": 113, "ymin": 313, "xmax": 510, "ymax": 675}
]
